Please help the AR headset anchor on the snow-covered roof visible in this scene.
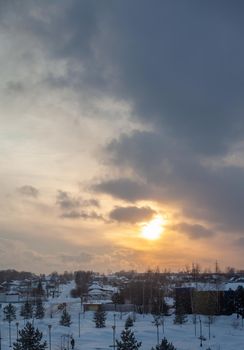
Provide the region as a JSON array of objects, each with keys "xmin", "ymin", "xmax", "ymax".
[
  {"xmin": 179, "ymin": 281, "xmax": 244, "ymax": 292},
  {"xmin": 224, "ymin": 282, "xmax": 244, "ymax": 291}
]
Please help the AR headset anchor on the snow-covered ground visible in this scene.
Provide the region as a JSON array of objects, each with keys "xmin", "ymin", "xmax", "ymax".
[{"xmin": 0, "ymin": 282, "xmax": 243, "ymax": 350}]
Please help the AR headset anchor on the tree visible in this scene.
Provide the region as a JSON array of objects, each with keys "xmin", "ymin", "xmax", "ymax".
[
  {"xmin": 112, "ymin": 292, "xmax": 124, "ymax": 310},
  {"xmin": 152, "ymin": 337, "xmax": 177, "ymax": 350},
  {"xmin": 4, "ymin": 303, "xmax": 17, "ymax": 347},
  {"xmin": 235, "ymin": 286, "xmax": 244, "ymax": 315},
  {"xmin": 13, "ymin": 322, "xmax": 47, "ymax": 350},
  {"xmin": 93, "ymin": 309, "xmax": 106, "ymax": 328},
  {"xmin": 20, "ymin": 301, "xmax": 33, "ymax": 319},
  {"xmin": 32, "ymin": 280, "xmax": 45, "ymax": 298},
  {"xmin": 116, "ymin": 327, "xmax": 142, "ymax": 350},
  {"xmin": 3, "ymin": 303, "xmax": 16, "ymax": 323},
  {"xmin": 72, "ymin": 270, "xmax": 93, "ymax": 297},
  {"xmin": 59, "ymin": 308, "xmax": 71, "ymax": 327},
  {"xmin": 35, "ymin": 299, "xmax": 45, "ymax": 319},
  {"xmin": 125, "ymin": 315, "xmax": 134, "ymax": 328},
  {"xmin": 173, "ymin": 306, "xmax": 187, "ymax": 325}
]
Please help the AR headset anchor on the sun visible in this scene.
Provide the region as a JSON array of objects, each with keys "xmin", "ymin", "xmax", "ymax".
[{"xmin": 140, "ymin": 215, "xmax": 165, "ymax": 240}]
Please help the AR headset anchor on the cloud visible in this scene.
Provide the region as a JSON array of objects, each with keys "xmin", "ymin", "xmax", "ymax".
[
  {"xmin": 92, "ymin": 178, "xmax": 152, "ymax": 202},
  {"xmin": 1, "ymin": 1, "xmax": 244, "ymax": 271},
  {"xmin": 5, "ymin": 81, "xmax": 25, "ymax": 94},
  {"xmin": 103, "ymin": 129, "xmax": 244, "ymax": 234},
  {"xmin": 104, "ymin": 2, "xmax": 244, "ymax": 156},
  {"xmin": 56, "ymin": 190, "xmax": 99, "ymax": 210},
  {"xmin": 109, "ymin": 206, "xmax": 156, "ymax": 224},
  {"xmin": 60, "ymin": 210, "xmax": 104, "ymax": 221},
  {"xmin": 17, "ymin": 185, "xmax": 39, "ymax": 198},
  {"xmin": 2, "ymin": 1, "xmax": 244, "ymax": 157},
  {"xmin": 56, "ymin": 190, "xmax": 80, "ymax": 210},
  {"xmin": 171, "ymin": 223, "xmax": 215, "ymax": 240}
]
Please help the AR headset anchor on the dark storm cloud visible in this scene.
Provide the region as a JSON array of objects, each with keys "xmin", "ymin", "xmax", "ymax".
[
  {"xmin": 105, "ymin": 130, "xmax": 244, "ymax": 233},
  {"xmin": 2, "ymin": 1, "xmax": 244, "ymax": 153},
  {"xmin": 171, "ymin": 223, "xmax": 215, "ymax": 240},
  {"xmin": 105, "ymin": 1, "xmax": 244, "ymax": 155},
  {"xmin": 17, "ymin": 185, "xmax": 39, "ymax": 198},
  {"xmin": 4, "ymin": 2, "xmax": 244, "ymax": 234},
  {"xmin": 92, "ymin": 178, "xmax": 152, "ymax": 202},
  {"xmin": 109, "ymin": 206, "xmax": 156, "ymax": 224}
]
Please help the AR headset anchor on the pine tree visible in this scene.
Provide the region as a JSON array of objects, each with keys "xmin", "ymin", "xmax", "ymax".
[
  {"xmin": 173, "ymin": 312, "xmax": 187, "ymax": 325},
  {"xmin": 173, "ymin": 306, "xmax": 187, "ymax": 325},
  {"xmin": 20, "ymin": 301, "xmax": 33, "ymax": 320},
  {"xmin": 93, "ymin": 309, "xmax": 106, "ymax": 328},
  {"xmin": 35, "ymin": 299, "xmax": 45, "ymax": 319},
  {"xmin": 116, "ymin": 327, "xmax": 142, "ymax": 350},
  {"xmin": 59, "ymin": 308, "xmax": 71, "ymax": 327},
  {"xmin": 125, "ymin": 315, "xmax": 134, "ymax": 328},
  {"xmin": 152, "ymin": 337, "xmax": 177, "ymax": 350},
  {"xmin": 3, "ymin": 303, "xmax": 17, "ymax": 323},
  {"xmin": 13, "ymin": 322, "xmax": 47, "ymax": 350}
]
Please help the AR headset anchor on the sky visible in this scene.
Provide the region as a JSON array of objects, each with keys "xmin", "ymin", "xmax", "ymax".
[{"xmin": 1, "ymin": 0, "xmax": 244, "ymax": 274}]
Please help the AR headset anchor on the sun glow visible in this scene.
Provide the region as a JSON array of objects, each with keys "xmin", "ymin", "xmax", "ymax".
[{"xmin": 140, "ymin": 215, "xmax": 165, "ymax": 240}]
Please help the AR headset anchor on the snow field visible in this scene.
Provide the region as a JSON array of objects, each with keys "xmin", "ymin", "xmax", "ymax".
[{"xmin": 0, "ymin": 282, "xmax": 243, "ymax": 350}]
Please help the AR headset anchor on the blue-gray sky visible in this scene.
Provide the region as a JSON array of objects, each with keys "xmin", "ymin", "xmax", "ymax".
[{"xmin": 0, "ymin": 1, "xmax": 244, "ymax": 273}]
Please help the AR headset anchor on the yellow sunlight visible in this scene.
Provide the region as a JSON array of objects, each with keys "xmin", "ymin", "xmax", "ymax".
[{"xmin": 140, "ymin": 215, "xmax": 165, "ymax": 240}]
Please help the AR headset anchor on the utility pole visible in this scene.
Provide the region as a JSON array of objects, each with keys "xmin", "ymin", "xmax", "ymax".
[
  {"xmin": 199, "ymin": 317, "xmax": 203, "ymax": 347},
  {"xmin": 208, "ymin": 316, "xmax": 211, "ymax": 339},
  {"xmin": 161, "ymin": 314, "xmax": 165, "ymax": 335},
  {"xmin": 8, "ymin": 321, "xmax": 12, "ymax": 348},
  {"xmin": 78, "ymin": 312, "xmax": 81, "ymax": 338},
  {"xmin": 153, "ymin": 316, "xmax": 160, "ymax": 347},
  {"xmin": 48, "ymin": 324, "xmax": 52, "ymax": 350},
  {"xmin": 112, "ymin": 313, "xmax": 116, "ymax": 350},
  {"xmin": 16, "ymin": 322, "xmax": 19, "ymax": 341},
  {"xmin": 142, "ymin": 281, "xmax": 145, "ymax": 317},
  {"xmin": 194, "ymin": 314, "xmax": 197, "ymax": 337}
]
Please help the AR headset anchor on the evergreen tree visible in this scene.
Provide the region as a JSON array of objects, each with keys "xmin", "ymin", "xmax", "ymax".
[
  {"xmin": 173, "ymin": 311, "xmax": 187, "ymax": 325},
  {"xmin": 13, "ymin": 322, "xmax": 47, "ymax": 350},
  {"xmin": 35, "ymin": 299, "xmax": 45, "ymax": 319},
  {"xmin": 112, "ymin": 292, "xmax": 124, "ymax": 310},
  {"xmin": 125, "ymin": 315, "xmax": 134, "ymax": 328},
  {"xmin": 152, "ymin": 337, "xmax": 177, "ymax": 350},
  {"xmin": 59, "ymin": 308, "xmax": 71, "ymax": 327},
  {"xmin": 32, "ymin": 280, "xmax": 45, "ymax": 298},
  {"xmin": 93, "ymin": 309, "xmax": 106, "ymax": 328},
  {"xmin": 173, "ymin": 306, "xmax": 187, "ymax": 325},
  {"xmin": 116, "ymin": 327, "xmax": 142, "ymax": 350},
  {"xmin": 20, "ymin": 301, "xmax": 33, "ymax": 320},
  {"xmin": 235, "ymin": 286, "xmax": 244, "ymax": 315},
  {"xmin": 3, "ymin": 303, "xmax": 17, "ymax": 323}
]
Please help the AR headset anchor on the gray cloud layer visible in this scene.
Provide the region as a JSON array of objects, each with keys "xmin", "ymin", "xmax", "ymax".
[
  {"xmin": 56, "ymin": 190, "xmax": 101, "ymax": 220},
  {"xmin": 1, "ymin": 1, "xmax": 244, "ymax": 271},
  {"xmin": 60, "ymin": 210, "xmax": 104, "ymax": 221},
  {"xmin": 109, "ymin": 206, "xmax": 156, "ymax": 224},
  {"xmin": 171, "ymin": 223, "xmax": 215, "ymax": 240},
  {"xmin": 104, "ymin": 130, "xmax": 244, "ymax": 233},
  {"xmin": 93, "ymin": 178, "xmax": 153, "ymax": 202},
  {"xmin": 16, "ymin": 1, "xmax": 244, "ymax": 235}
]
